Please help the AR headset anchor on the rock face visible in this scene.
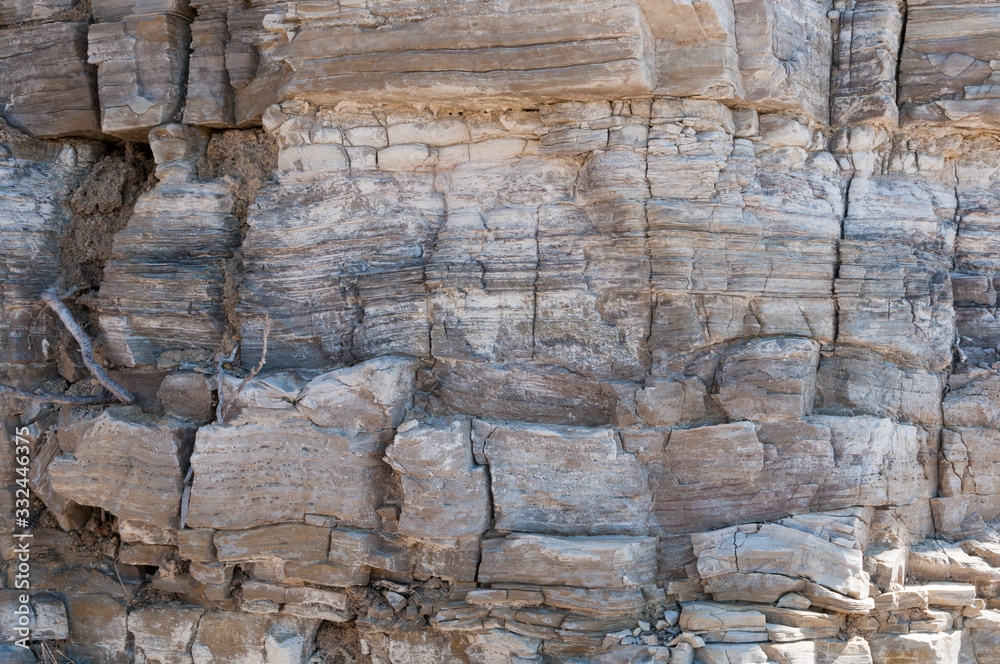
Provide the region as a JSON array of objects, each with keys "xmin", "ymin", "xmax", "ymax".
[
  {"xmin": 97, "ymin": 124, "xmax": 237, "ymax": 366},
  {"xmin": 6, "ymin": 1, "xmax": 1000, "ymax": 663},
  {"xmin": 48, "ymin": 408, "xmax": 193, "ymax": 529}
]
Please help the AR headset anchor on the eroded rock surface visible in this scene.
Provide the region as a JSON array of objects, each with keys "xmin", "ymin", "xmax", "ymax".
[{"xmin": 5, "ymin": 1, "xmax": 1000, "ymax": 663}]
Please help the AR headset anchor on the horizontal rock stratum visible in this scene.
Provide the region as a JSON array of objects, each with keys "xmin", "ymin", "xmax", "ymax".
[{"xmin": 3, "ymin": 1, "xmax": 1000, "ymax": 663}]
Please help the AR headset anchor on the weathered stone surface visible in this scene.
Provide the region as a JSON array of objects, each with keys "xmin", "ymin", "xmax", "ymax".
[
  {"xmin": 217, "ymin": 370, "xmax": 310, "ymax": 426},
  {"xmin": 733, "ymin": 0, "xmax": 833, "ymax": 124},
  {"xmin": 296, "ymin": 355, "xmax": 418, "ymax": 432},
  {"xmin": 908, "ymin": 540, "xmax": 1000, "ymax": 584},
  {"xmin": 899, "ymin": 1, "xmax": 1000, "ymax": 129},
  {"xmin": 693, "ymin": 517, "xmax": 870, "ymax": 602},
  {"xmin": 664, "ymin": 422, "xmax": 764, "ymax": 484},
  {"xmin": 478, "ymin": 534, "xmax": 657, "ymax": 589},
  {"xmin": 815, "ymin": 347, "xmax": 944, "ymax": 426},
  {"xmin": 635, "ymin": 375, "xmax": 711, "ymax": 427},
  {"xmin": 129, "ymin": 604, "xmax": 205, "ymax": 664},
  {"xmin": 765, "ymin": 638, "xmax": 873, "ymax": 664},
  {"xmin": 0, "ymin": 142, "xmax": 85, "ymax": 368},
  {"xmin": 385, "ymin": 419, "xmax": 490, "ymax": 543},
  {"xmin": 88, "ymin": 3, "xmax": 193, "ymax": 140},
  {"xmin": 808, "ymin": 416, "xmax": 928, "ymax": 510},
  {"xmin": 704, "ymin": 572, "xmax": 806, "ymax": 604},
  {"xmin": 831, "ymin": 0, "xmax": 904, "ymax": 127},
  {"xmin": 157, "ymin": 371, "xmax": 214, "ymax": 421},
  {"xmin": 646, "ymin": 104, "xmax": 844, "ymax": 361},
  {"xmin": 481, "ymin": 422, "xmax": 651, "ymax": 536},
  {"xmin": 11, "ymin": 1, "xmax": 1000, "ymax": 660},
  {"xmin": 869, "ymin": 631, "xmax": 962, "ymax": 664},
  {"xmin": 190, "ymin": 611, "xmax": 283, "ymax": 664},
  {"xmin": 716, "ymin": 337, "xmax": 820, "ymax": 422},
  {"xmin": 214, "ymin": 524, "xmax": 330, "ymax": 562},
  {"xmin": 29, "ymin": 430, "xmax": 92, "ymax": 531},
  {"xmin": 414, "ymin": 535, "xmax": 481, "ymax": 583},
  {"xmin": 48, "ymin": 409, "xmax": 192, "ymax": 529},
  {"xmin": 647, "ymin": 416, "xmax": 928, "ymax": 532},
  {"xmin": 0, "ymin": 591, "xmax": 68, "ymax": 641},
  {"xmin": 641, "ymin": 0, "xmax": 738, "ymax": 101},
  {"xmin": 939, "ymin": 427, "xmax": 1000, "ymax": 529},
  {"xmin": 435, "ymin": 360, "xmax": 615, "ymax": 427},
  {"xmin": 0, "ymin": 0, "xmax": 76, "ymax": 24},
  {"xmin": 63, "ymin": 593, "xmax": 129, "ymax": 664},
  {"xmin": 269, "ymin": 1, "xmax": 656, "ymax": 106},
  {"xmin": 98, "ymin": 125, "xmax": 237, "ymax": 367},
  {"xmin": 680, "ymin": 602, "xmax": 767, "ymax": 634},
  {"xmin": 943, "ymin": 372, "xmax": 1000, "ymax": 429},
  {"xmin": 0, "ymin": 22, "xmax": 101, "ymax": 138},
  {"xmin": 836, "ymin": 176, "xmax": 957, "ymax": 369},
  {"xmin": 238, "ymin": 116, "xmax": 442, "ymax": 367},
  {"xmin": 188, "ymin": 422, "xmax": 390, "ymax": 530},
  {"xmin": 540, "ymin": 586, "xmax": 645, "ymax": 617}
]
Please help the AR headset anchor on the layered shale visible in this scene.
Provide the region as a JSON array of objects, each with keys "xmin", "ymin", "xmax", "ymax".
[{"xmin": 4, "ymin": 1, "xmax": 1000, "ymax": 663}]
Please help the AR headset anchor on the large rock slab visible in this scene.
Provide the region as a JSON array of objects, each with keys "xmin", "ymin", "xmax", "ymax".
[
  {"xmin": 478, "ymin": 534, "xmax": 657, "ymax": 589},
  {"xmin": 943, "ymin": 372, "xmax": 1000, "ymax": 429},
  {"xmin": 646, "ymin": 416, "xmax": 928, "ymax": 532},
  {"xmin": 715, "ymin": 337, "xmax": 821, "ymax": 422},
  {"xmin": 48, "ymin": 409, "xmax": 192, "ymax": 529},
  {"xmin": 0, "ymin": 142, "xmax": 85, "ymax": 367},
  {"xmin": 238, "ymin": 107, "xmax": 443, "ymax": 367},
  {"xmin": 128, "ymin": 604, "xmax": 205, "ymax": 664},
  {"xmin": 63, "ymin": 593, "xmax": 130, "ymax": 664},
  {"xmin": 869, "ymin": 631, "xmax": 962, "ymax": 664},
  {"xmin": 836, "ymin": 176, "xmax": 957, "ymax": 369},
  {"xmin": 647, "ymin": 105, "xmax": 844, "ymax": 360},
  {"xmin": 481, "ymin": 422, "xmax": 651, "ymax": 536},
  {"xmin": 733, "ymin": 0, "xmax": 833, "ymax": 124},
  {"xmin": 815, "ymin": 346, "xmax": 945, "ymax": 427},
  {"xmin": 214, "ymin": 524, "xmax": 330, "ymax": 562},
  {"xmin": 88, "ymin": 1, "xmax": 193, "ymax": 140},
  {"xmin": 831, "ymin": 0, "xmax": 904, "ymax": 127},
  {"xmin": 692, "ymin": 516, "xmax": 871, "ymax": 602},
  {"xmin": 187, "ymin": 422, "xmax": 390, "ymax": 530},
  {"xmin": 385, "ymin": 419, "xmax": 491, "ymax": 543},
  {"xmin": 646, "ymin": 0, "xmax": 741, "ymax": 100},
  {"xmin": 664, "ymin": 422, "xmax": 764, "ymax": 484},
  {"xmin": 0, "ymin": 0, "xmax": 76, "ymax": 24},
  {"xmin": 295, "ymin": 355, "xmax": 418, "ymax": 433},
  {"xmin": 268, "ymin": 0, "xmax": 655, "ymax": 106},
  {"xmin": 899, "ymin": 1, "xmax": 1000, "ymax": 129},
  {"xmin": 765, "ymin": 638, "xmax": 873, "ymax": 664},
  {"xmin": 434, "ymin": 360, "xmax": 615, "ymax": 427},
  {"xmin": 908, "ymin": 540, "xmax": 1000, "ymax": 584},
  {"xmin": 808, "ymin": 416, "xmax": 927, "ymax": 510},
  {"xmin": 939, "ymin": 428, "xmax": 1000, "ymax": 521},
  {"xmin": 190, "ymin": 611, "xmax": 313, "ymax": 664},
  {"xmin": 0, "ymin": 22, "xmax": 101, "ymax": 138}
]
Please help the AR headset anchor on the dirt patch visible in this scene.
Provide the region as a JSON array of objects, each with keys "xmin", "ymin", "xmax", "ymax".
[
  {"xmin": 196, "ymin": 128, "xmax": 277, "ymax": 235},
  {"xmin": 48, "ymin": 0, "xmax": 92, "ymax": 24},
  {"xmin": 312, "ymin": 622, "xmax": 373, "ymax": 664},
  {"xmin": 1, "ymin": 0, "xmax": 92, "ymax": 30},
  {"xmin": 196, "ymin": 129, "xmax": 278, "ymax": 352},
  {"xmin": 60, "ymin": 142, "xmax": 156, "ymax": 291}
]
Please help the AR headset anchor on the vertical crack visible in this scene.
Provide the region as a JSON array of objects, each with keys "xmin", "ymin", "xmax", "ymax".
[{"xmin": 893, "ymin": 0, "xmax": 909, "ymax": 107}]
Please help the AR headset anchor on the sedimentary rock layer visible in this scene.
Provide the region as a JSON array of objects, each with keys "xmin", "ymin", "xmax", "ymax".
[{"xmin": 4, "ymin": 1, "xmax": 1000, "ymax": 663}]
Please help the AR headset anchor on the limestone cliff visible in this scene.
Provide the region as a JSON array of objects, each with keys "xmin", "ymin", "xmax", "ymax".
[{"xmin": 2, "ymin": 1, "xmax": 1000, "ymax": 663}]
